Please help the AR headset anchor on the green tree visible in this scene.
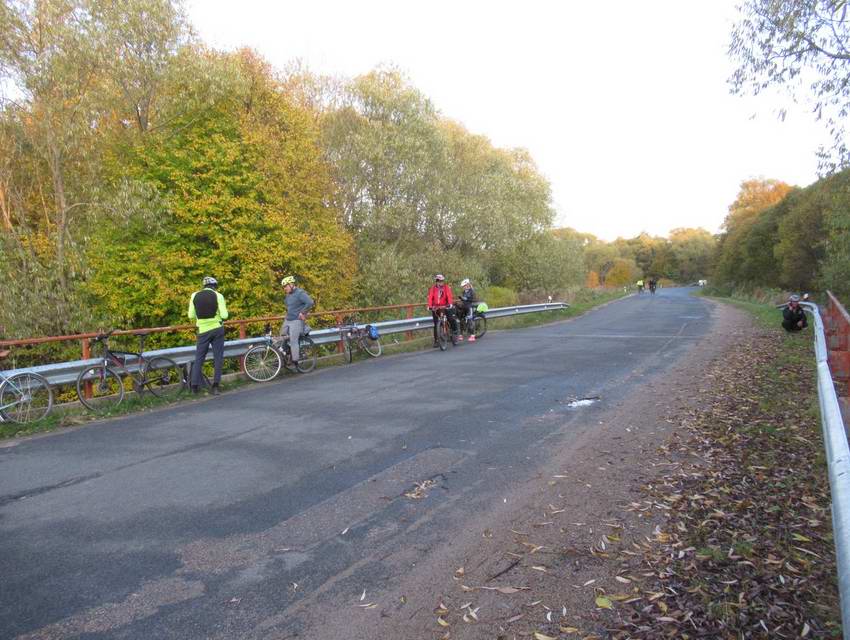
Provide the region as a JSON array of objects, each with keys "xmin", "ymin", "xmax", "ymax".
[
  {"xmin": 714, "ymin": 179, "xmax": 793, "ymax": 285},
  {"xmin": 85, "ymin": 50, "xmax": 355, "ymax": 328},
  {"xmin": 668, "ymin": 228, "xmax": 716, "ymax": 283},
  {"xmin": 495, "ymin": 231, "xmax": 585, "ymax": 296}
]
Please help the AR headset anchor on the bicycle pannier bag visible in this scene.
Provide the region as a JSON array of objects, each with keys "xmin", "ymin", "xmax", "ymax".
[
  {"xmin": 367, "ymin": 324, "xmax": 380, "ymax": 340},
  {"xmin": 193, "ymin": 289, "xmax": 218, "ymax": 319}
]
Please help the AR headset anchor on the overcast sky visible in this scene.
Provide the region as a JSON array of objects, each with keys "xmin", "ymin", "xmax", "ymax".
[{"xmin": 186, "ymin": 0, "xmax": 829, "ymax": 241}]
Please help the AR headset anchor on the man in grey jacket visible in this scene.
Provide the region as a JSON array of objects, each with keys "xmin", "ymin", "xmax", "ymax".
[{"xmin": 280, "ymin": 275, "xmax": 314, "ymax": 365}]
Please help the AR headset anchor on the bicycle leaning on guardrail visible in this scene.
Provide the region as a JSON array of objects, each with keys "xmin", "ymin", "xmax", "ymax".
[
  {"xmin": 0, "ymin": 349, "xmax": 53, "ymax": 424},
  {"xmin": 76, "ymin": 331, "xmax": 184, "ymax": 412},
  {"xmin": 337, "ymin": 316, "xmax": 382, "ymax": 363},
  {"xmin": 455, "ymin": 302, "xmax": 488, "ymax": 340},
  {"xmin": 242, "ymin": 324, "xmax": 317, "ymax": 382}
]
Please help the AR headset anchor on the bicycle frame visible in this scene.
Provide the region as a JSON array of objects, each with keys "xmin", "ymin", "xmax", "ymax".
[{"xmin": 93, "ymin": 342, "xmax": 148, "ymax": 383}]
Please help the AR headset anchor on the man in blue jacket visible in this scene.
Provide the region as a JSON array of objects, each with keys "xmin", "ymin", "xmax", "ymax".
[{"xmin": 280, "ymin": 275, "xmax": 314, "ymax": 366}]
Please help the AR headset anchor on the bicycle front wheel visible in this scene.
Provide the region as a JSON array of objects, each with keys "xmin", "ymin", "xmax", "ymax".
[
  {"xmin": 77, "ymin": 365, "xmax": 124, "ymax": 412},
  {"xmin": 244, "ymin": 345, "xmax": 282, "ymax": 382},
  {"xmin": 362, "ymin": 336, "xmax": 382, "ymax": 357},
  {"xmin": 143, "ymin": 356, "xmax": 183, "ymax": 400},
  {"xmin": 0, "ymin": 372, "xmax": 53, "ymax": 424},
  {"xmin": 296, "ymin": 337, "xmax": 317, "ymax": 373},
  {"xmin": 437, "ymin": 320, "xmax": 449, "ymax": 351}
]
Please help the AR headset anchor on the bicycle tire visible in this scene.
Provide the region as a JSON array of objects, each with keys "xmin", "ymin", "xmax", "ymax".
[
  {"xmin": 344, "ymin": 336, "xmax": 354, "ymax": 364},
  {"xmin": 143, "ymin": 356, "xmax": 183, "ymax": 400},
  {"xmin": 296, "ymin": 337, "xmax": 317, "ymax": 373},
  {"xmin": 0, "ymin": 372, "xmax": 53, "ymax": 424},
  {"xmin": 184, "ymin": 362, "xmax": 213, "ymax": 389},
  {"xmin": 473, "ymin": 316, "xmax": 487, "ymax": 339},
  {"xmin": 77, "ymin": 365, "xmax": 124, "ymax": 412},
  {"xmin": 243, "ymin": 345, "xmax": 283, "ymax": 382},
  {"xmin": 437, "ymin": 319, "xmax": 449, "ymax": 351},
  {"xmin": 362, "ymin": 336, "xmax": 382, "ymax": 357}
]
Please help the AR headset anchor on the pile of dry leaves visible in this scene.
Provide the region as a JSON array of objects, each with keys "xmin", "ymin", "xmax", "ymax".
[{"xmin": 607, "ymin": 330, "xmax": 841, "ymax": 638}]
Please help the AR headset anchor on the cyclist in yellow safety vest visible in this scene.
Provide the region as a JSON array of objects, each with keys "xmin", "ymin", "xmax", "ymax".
[{"xmin": 188, "ymin": 276, "xmax": 229, "ymax": 395}]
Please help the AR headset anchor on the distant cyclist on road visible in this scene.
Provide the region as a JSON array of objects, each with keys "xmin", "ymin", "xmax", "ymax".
[
  {"xmin": 188, "ymin": 276, "xmax": 229, "ymax": 395},
  {"xmin": 280, "ymin": 275, "xmax": 314, "ymax": 367},
  {"xmin": 427, "ymin": 274, "xmax": 459, "ymax": 347},
  {"xmin": 636, "ymin": 279, "xmax": 644, "ymax": 294},
  {"xmin": 648, "ymin": 278, "xmax": 657, "ymax": 294}
]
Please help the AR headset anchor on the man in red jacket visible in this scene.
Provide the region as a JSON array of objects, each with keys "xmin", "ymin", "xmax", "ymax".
[{"xmin": 428, "ymin": 274, "xmax": 460, "ymax": 346}]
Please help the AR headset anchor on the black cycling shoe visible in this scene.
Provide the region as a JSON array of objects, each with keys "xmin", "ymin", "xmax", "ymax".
[
  {"xmin": 191, "ymin": 386, "xmax": 200, "ymax": 395},
  {"xmin": 211, "ymin": 385, "xmax": 221, "ymax": 396}
]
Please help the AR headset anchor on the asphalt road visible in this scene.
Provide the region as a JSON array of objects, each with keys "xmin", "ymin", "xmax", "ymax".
[{"xmin": 0, "ymin": 288, "xmax": 715, "ymax": 639}]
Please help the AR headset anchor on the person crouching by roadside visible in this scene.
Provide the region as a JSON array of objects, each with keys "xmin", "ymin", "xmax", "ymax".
[
  {"xmin": 782, "ymin": 294, "xmax": 808, "ymax": 332},
  {"xmin": 188, "ymin": 276, "xmax": 229, "ymax": 395},
  {"xmin": 280, "ymin": 275, "xmax": 314, "ymax": 367}
]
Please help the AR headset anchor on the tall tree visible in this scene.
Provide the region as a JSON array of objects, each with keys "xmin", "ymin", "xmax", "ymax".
[
  {"xmin": 730, "ymin": 0, "xmax": 850, "ymax": 172},
  {"xmin": 669, "ymin": 228, "xmax": 716, "ymax": 283},
  {"xmin": 0, "ymin": 0, "xmax": 105, "ymax": 286},
  {"xmin": 714, "ymin": 179, "xmax": 793, "ymax": 285}
]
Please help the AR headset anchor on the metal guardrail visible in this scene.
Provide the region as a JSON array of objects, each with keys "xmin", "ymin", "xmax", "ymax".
[
  {"xmin": 802, "ymin": 301, "xmax": 850, "ymax": 637},
  {"xmin": 1, "ymin": 303, "xmax": 569, "ymax": 386}
]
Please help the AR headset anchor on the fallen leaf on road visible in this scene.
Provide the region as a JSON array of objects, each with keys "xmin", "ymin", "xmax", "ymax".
[
  {"xmin": 595, "ymin": 596, "xmax": 613, "ymax": 609},
  {"xmin": 478, "ymin": 586, "xmax": 529, "ymax": 594}
]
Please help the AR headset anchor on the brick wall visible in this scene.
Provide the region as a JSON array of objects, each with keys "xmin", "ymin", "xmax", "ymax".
[{"xmin": 826, "ymin": 291, "xmax": 850, "ymax": 397}]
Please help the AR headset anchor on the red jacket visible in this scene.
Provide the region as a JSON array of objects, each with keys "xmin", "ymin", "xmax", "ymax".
[{"xmin": 428, "ymin": 284, "xmax": 454, "ymax": 308}]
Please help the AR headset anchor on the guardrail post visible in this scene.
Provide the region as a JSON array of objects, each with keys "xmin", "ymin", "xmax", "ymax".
[
  {"xmin": 335, "ymin": 314, "xmax": 345, "ymax": 354},
  {"xmin": 238, "ymin": 324, "xmax": 247, "ymax": 372},
  {"xmin": 81, "ymin": 338, "xmax": 92, "ymax": 399},
  {"xmin": 406, "ymin": 306, "xmax": 414, "ymax": 342}
]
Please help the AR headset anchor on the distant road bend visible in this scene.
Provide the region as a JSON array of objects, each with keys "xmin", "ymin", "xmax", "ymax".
[{"xmin": 1, "ymin": 287, "xmax": 716, "ymax": 639}]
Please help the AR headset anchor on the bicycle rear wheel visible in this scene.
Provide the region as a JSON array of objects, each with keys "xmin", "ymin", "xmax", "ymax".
[
  {"xmin": 0, "ymin": 372, "xmax": 53, "ymax": 424},
  {"xmin": 361, "ymin": 336, "xmax": 382, "ymax": 357},
  {"xmin": 473, "ymin": 316, "xmax": 487, "ymax": 339},
  {"xmin": 296, "ymin": 337, "xmax": 317, "ymax": 373},
  {"xmin": 77, "ymin": 365, "xmax": 124, "ymax": 412},
  {"xmin": 244, "ymin": 345, "xmax": 283, "ymax": 382},
  {"xmin": 143, "ymin": 356, "xmax": 183, "ymax": 400}
]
